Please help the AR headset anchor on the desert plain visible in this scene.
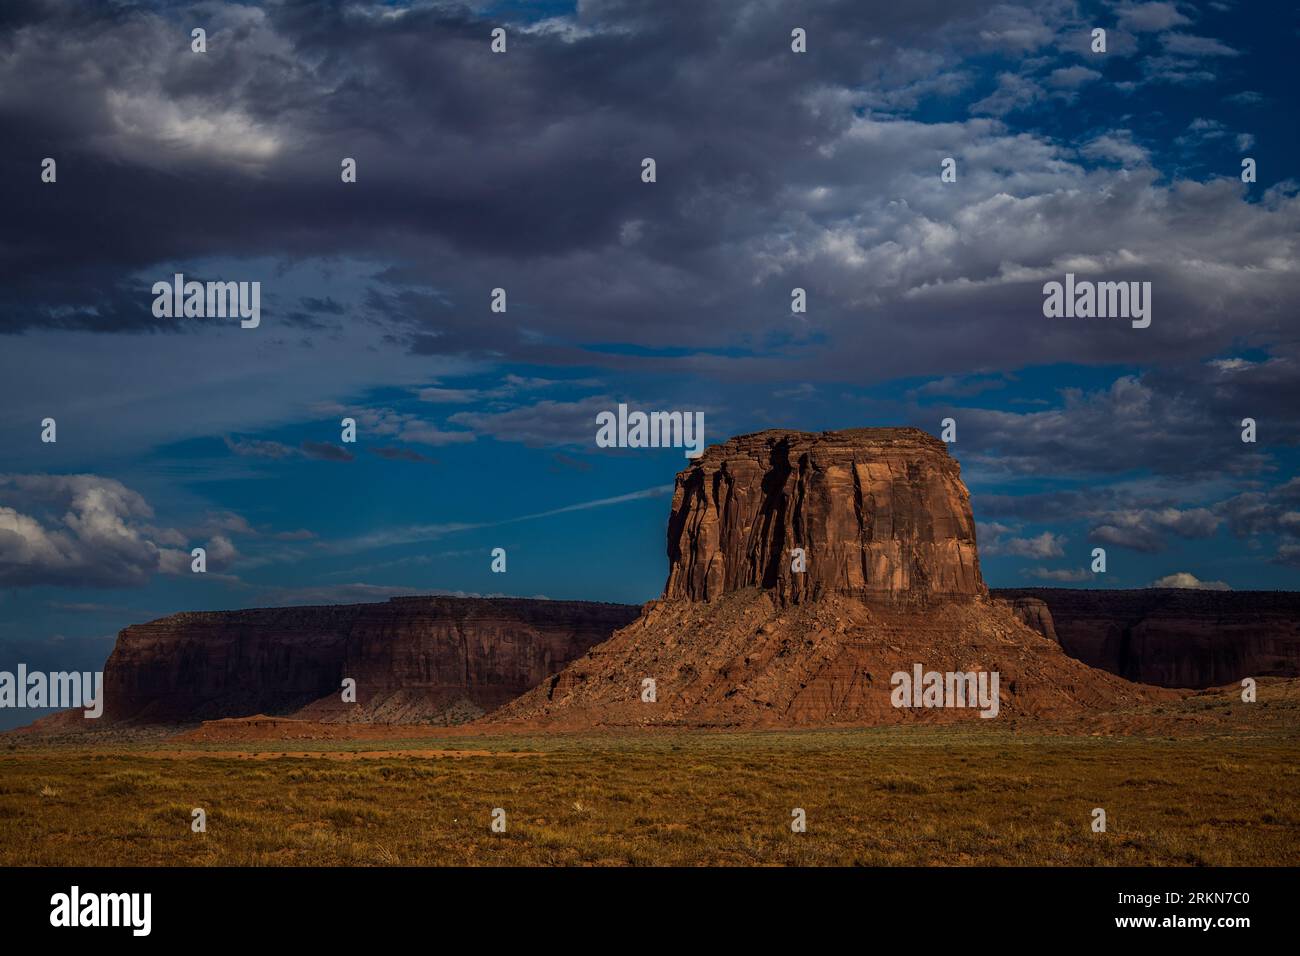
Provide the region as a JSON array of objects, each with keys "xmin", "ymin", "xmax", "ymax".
[{"xmin": 3, "ymin": 678, "xmax": 1297, "ymax": 867}]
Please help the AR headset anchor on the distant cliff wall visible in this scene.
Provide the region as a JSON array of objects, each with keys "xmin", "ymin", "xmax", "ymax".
[
  {"xmin": 994, "ymin": 588, "xmax": 1300, "ymax": 688},
  {"xmin": 102, "ymin": 597, "xmax": 640, "ymax": 723}
]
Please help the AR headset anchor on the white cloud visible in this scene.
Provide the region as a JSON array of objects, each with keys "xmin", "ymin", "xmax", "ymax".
[
  {"xmin": 1116, "ymin": 2, "xmax": 1192, "ymax": 33},
  {"xmin": 1082, "ymin": 130, "xmax": 1150, "ymax": 165},
  {"xmin": 970, "ymin": 72, "xmax": 1045, "ymax": 116},
  {"xmin": 104, "ymin": 91, "xmax": 281, "ymax": 169},
  {"xmin": 1048, "ymin": 66, "xmax": 1102, "ymax": 89},
  {"xmin": 983, "ymin": 529, "xmax": 1067, "ymax": 558},
  {"xmin": 1150, "ymin": 571, "xmax": 1231, "ymax": 590},
  {"xmin": 1090, "ymin": 507, "xmax": 1222, "ymax": 552},
  {"xmin": 0, "ymin": 475, "xmax": 172, "ymax": 586}
]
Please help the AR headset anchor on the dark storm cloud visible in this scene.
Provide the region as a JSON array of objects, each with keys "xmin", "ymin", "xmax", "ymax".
[
  {"xmin": 1216, "ymin": 477, "xmax": 1300, "ymax": 567},
  {"xmin": 975, "ymin": 488, "xmax": 1116, "ymax": 523},
  {"xmin": 942, "ymin": 354, "xmax": 1300, "ymax": 480},
  {"xmin": 1, "ymin": 0, "xmax": 1297, "ymax": 534},
  {"xmin": 3, "ymin": 0, "xmax": 1293, "ymax": 382},
  {"xmin": 1087, "ymin": 506, "xmax": 1220, "ymax": 553}
]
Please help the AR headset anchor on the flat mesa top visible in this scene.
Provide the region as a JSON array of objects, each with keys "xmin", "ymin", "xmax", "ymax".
[{"xmin": 705, "ymin": 426, "xmax": 946, "ymax": 450}]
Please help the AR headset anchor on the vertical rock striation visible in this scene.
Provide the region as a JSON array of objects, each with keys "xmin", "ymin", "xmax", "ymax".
[{"xmin": 664, "ymin": 428, "xmax": 985, "ymax": 605}]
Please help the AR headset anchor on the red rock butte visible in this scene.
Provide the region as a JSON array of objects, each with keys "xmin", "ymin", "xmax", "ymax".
[
  {"xmin": 495, "ymin": 427, "xmax": 1169, "ymax": 728},
  {"xmin": 664, "ymin": 427, "xmax": 985, "ymax": 606},
  {"xmin": 77, "ymin": 425, "xmax": 1294, "ymax": 734}
]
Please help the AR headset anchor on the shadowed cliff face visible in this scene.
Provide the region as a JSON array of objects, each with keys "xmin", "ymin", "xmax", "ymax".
[
  {"xmin": 664, "ymin": 428, "xmax": 985, "ymax": 606},
  {"xmin": 996, "ymin": 588, "xmax": 1300, "ymax": 688},
  {"xmin": 102, "ymin": 598, "xmax": 640, "ymax": 724}
]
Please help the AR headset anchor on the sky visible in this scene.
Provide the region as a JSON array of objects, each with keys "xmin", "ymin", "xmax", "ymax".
[{"xmin": 1, "ymin": 0, "xmax": 1298, "ymax": 725}]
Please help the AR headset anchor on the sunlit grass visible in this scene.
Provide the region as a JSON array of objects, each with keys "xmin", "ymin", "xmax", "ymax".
[{"xmin": 1, "ymin": 727, "xmax": 1296, "ymax": 865}]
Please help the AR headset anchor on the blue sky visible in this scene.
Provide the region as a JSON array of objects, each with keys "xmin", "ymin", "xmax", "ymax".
[{"xmin": 1, "ymin": 0, "xmax": 1298, "ymax": 725}]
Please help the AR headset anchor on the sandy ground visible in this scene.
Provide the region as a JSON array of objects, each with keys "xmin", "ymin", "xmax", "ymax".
[{"xmin": 6, "ymin": 678, "xmax": 1297, "ymax": 748}]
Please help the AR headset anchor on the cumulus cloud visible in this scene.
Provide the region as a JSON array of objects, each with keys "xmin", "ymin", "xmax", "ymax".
[
  {"xmin": 1150, "ymin": 571, "xmax": 1231, "ymax": 589},
  {"xmin": 0, "ymin": 475, "xmax": 175, "ymax": 586},
  {"xmin": 1081, "ymin": 130, "xmax": 1150, "ymax": 165},
  {"xmin": 973, "ymin": 4, "xmax": 1056, "ymax": 51},
  {"xmin": 308, "ymin": 404, "xmax": 476, "ymax": 449},
  {"xmin": 981, "ymin": 528, "xmax": 1068, "ymax": 558},
  {"xmin": 970, "ymin": 72, "xmax": 1045, "ymax": 115},
  {"xmin": 1115, "ymin": 2, "xmax": 1192, "ymax": 33},
  {"xmin": 1089, "ymin": 507, "xmax": 1221, "ymax": 553},
  {"xmin": 1048, "ymin": 65, "xmax": 1102, "ymax": 89},
  {"xmin": 0, "ymin": 474, "xmax": 263, "ymax": 586}
]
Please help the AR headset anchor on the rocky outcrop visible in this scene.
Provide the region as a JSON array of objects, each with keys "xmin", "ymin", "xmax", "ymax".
[
  {"xmin": 493, "ymin": 590, "xmax": 1163, "ymax": 727},
  {"xmin": 995, "ymin": 588, "xmax": 1300, "ymax": 688},
  {"xmin": 494, "ymin": 428, "xmax": 1166, "ymax": 728},
  {"xmin": 102, "ymin": 597, "xmax": 640, "ymax": 724},
  {"xmin": 1006, "ymin": 596, "xmax": 1057, "ymax": 643},
  {"xmin": 664, "ymin": 428, "xmax": 985, "ymax": 606}
]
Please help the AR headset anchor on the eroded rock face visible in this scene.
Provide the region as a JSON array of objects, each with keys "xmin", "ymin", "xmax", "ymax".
[
  {"xmin": 1007, "ymin": 597, "xmax": 1058, "ymax": 644},
  {"xmin": 102, "ymin": 597, "xmax": 640, "ymax": 724},
  {"xmin": 664, "ymin": 428, "xmax": 985, "ymax": 606},
  {"xmin": 995, "ymin": 588, "xmax": 1300, "ymax": 688},
  {"xmin": 492, "ymin": 428, "xmax": 1166, "ymax": 728}
]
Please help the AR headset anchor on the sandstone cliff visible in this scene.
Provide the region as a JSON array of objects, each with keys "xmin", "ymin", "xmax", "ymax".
[
  {"xmin": 995, "ymin": 588, "xmax": 1300, "ymax": 688},
  {"xmin": 102, "ymin": 597, "xmax": 640, "ymax": 724},
  {"xmin": 495, "ymin": 428, "xmax": 1165, "ymax": 727},
  {"xmin": 665, "ymin": 428, "xmax": 985, "ymax": 605}
]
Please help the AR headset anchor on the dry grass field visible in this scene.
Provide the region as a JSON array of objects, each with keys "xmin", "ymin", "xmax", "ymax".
[{"xmin": 2, "ymin": 685, "xmax": 1298, "ymax": 866}]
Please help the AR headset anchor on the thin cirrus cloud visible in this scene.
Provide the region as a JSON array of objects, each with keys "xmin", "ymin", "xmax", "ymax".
[{"xmin": 331, "ymin": 484, "xmax": 676, "ymax": 556}]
